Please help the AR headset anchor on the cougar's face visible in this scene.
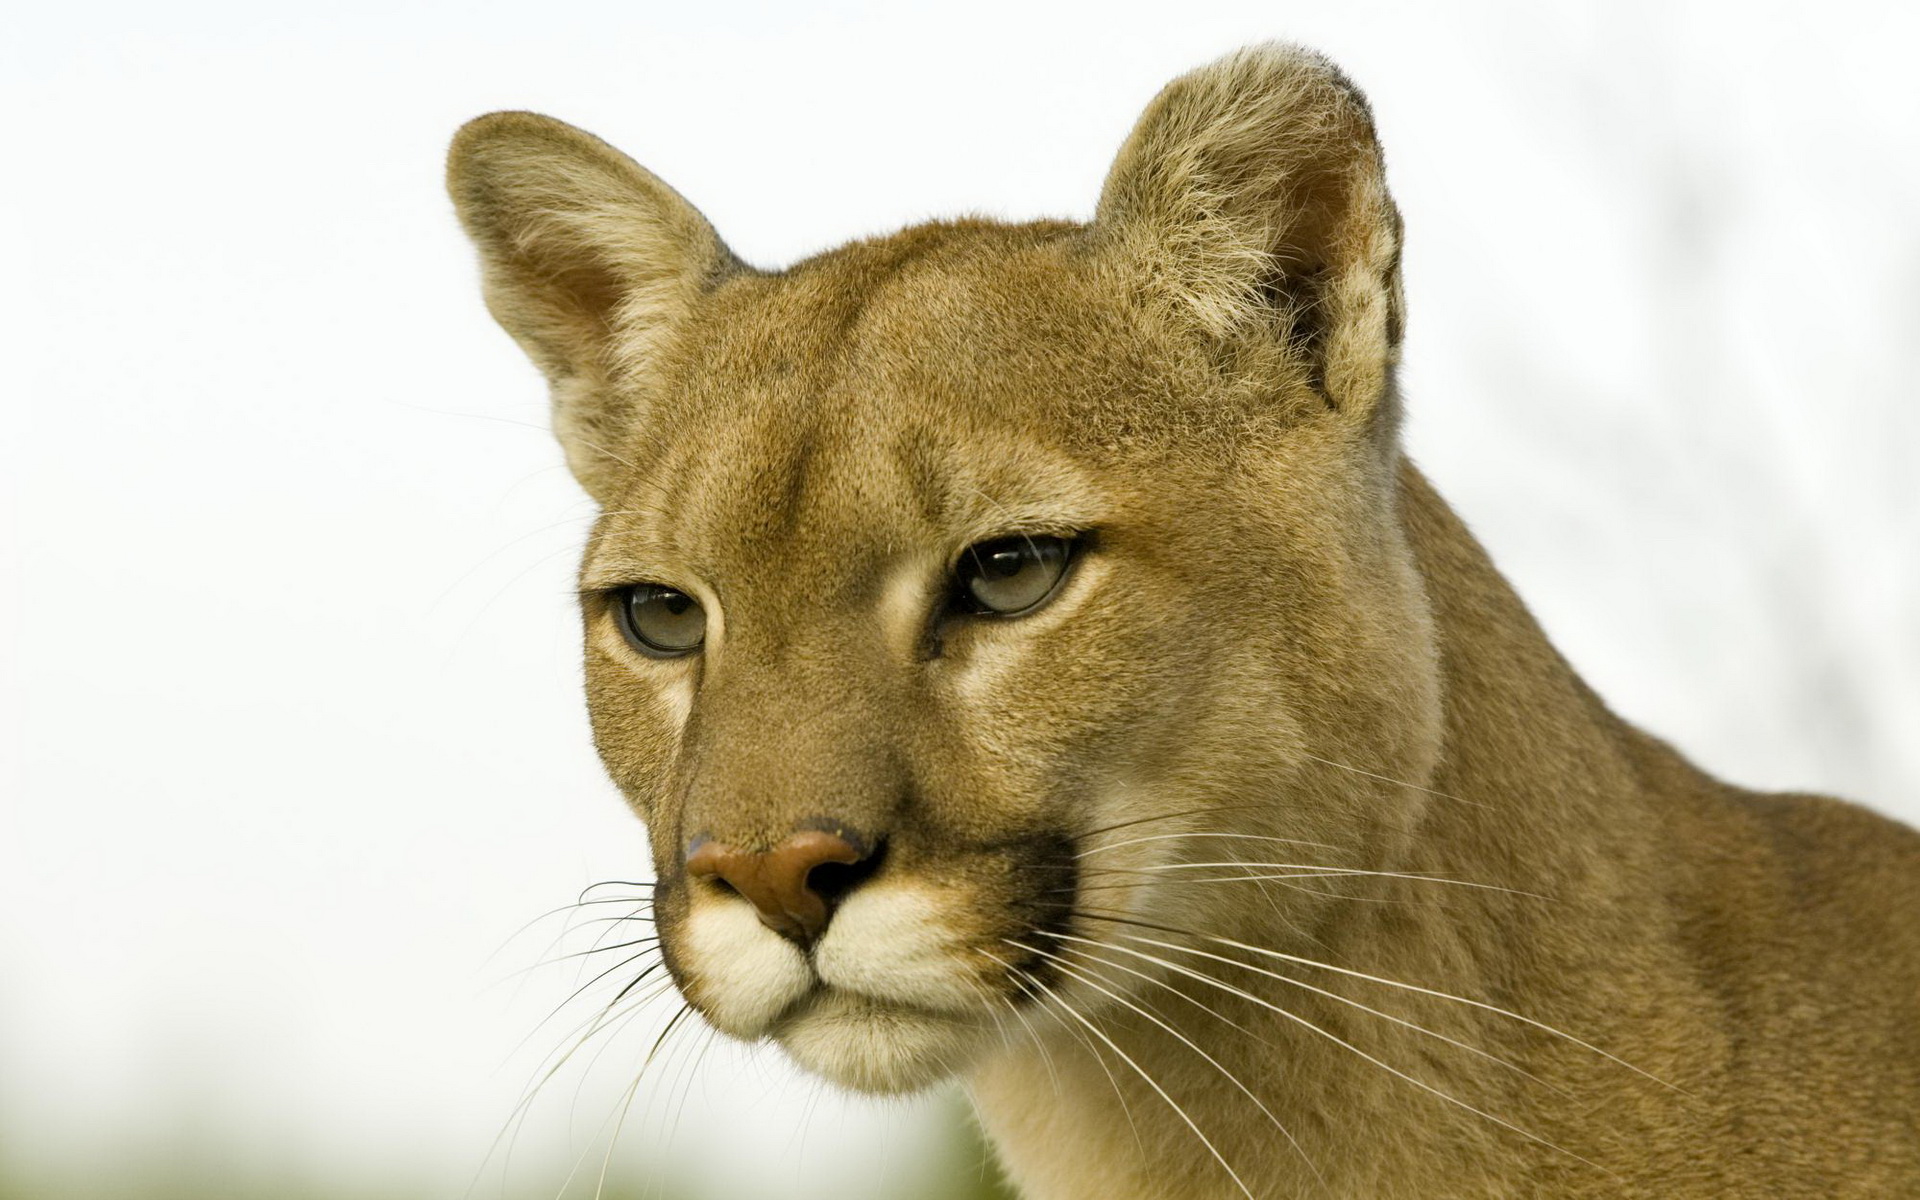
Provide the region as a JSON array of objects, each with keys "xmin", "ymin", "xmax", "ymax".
[{"xmin": 572, "ymin": 228, "xmax": 1440, "ymax": 1094}]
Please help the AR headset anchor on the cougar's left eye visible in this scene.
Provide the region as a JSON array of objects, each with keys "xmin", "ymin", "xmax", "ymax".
[
  {"xmin": 613, "ymin": 584, "xmax": 706, "ymax": 657},
  {"xmin": 956, "ymin": 535, "xmax": 1075, "ymax": 616}
]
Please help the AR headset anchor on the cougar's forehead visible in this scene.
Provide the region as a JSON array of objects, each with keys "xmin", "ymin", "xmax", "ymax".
[{"xmin": 587, "ymin": 225, "xmax": 1151, "ymax": 593}]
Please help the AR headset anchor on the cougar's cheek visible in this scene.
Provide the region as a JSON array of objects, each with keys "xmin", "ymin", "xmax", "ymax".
[{"xmin": 675, "ymin": 898, "xmax": 813, "ymax": 1039}]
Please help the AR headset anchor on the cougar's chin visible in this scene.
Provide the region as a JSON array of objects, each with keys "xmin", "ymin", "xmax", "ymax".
[{"xmin": 773, "ymin": 988, "xmax": 987, "ymax": 1095}]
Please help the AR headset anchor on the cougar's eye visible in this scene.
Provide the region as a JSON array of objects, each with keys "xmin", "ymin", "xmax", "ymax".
[
  {"xmin": 957, "ymin": 535, "xmax": 1075, "ymax": 616},
  {"xmin": 613, "ymin": 584, "xmax": 706, "ymax": 657}
]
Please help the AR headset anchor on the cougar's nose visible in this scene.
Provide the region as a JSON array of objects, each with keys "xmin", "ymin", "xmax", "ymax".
[{"xmin": 685, "ymin": 827, "xmax": 875, "ymax": 945}]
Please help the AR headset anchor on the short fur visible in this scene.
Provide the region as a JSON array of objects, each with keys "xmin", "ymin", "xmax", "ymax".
[{"xmin": 447, "ymin": 45, "xmax": 1920, "ymax": 1198}]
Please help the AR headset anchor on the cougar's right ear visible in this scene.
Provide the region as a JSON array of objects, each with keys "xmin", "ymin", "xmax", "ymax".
[
  {"xmin": 447, "ymin": 112, "xmax": 742, "ymax": 502},
  {"xmin": 1094, "ymin": 45, "xmax": 1405, "ymax": 435}
]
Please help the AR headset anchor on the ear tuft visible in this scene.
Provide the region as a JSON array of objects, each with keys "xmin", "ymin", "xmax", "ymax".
[
  {"xmin": 446, "ymin": 112, "xmax": 739, "ymax": 500},
  {"xmin": 1096, "ymin": 44, "xmax": 1405, "ymax": 422}
]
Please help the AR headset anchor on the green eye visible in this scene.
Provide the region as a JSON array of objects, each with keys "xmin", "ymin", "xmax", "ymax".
[
  {"xmin": 957, "ymin": 535, "xmax": 1075, "ymax": 616},
  {"xmin": 614, "ymin": 584, "xmax": 706, "ymax": 657}
]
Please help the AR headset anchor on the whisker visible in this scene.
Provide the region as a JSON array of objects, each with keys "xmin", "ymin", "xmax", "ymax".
[
  {"xmin": 521, "ymin": 963, "xmax": 670, "ymax": 1095},
  {"xmin": 654, "ymin": 1019, "xmax": 721, "ymax": 1183},
  {"xmin": 504, "ymin": 936, "xmax": 661, "ymax": 980},
  {"xmin": 1069, "ymin": 861, "xmax": 1549, "ymax": 900},
  {"xmin": 563, "ymin": 980, "xmax": 681, "ymax": 1166},
  {"xmin": 569, "ymin": 904, "xmax": 659, "ymax": 967},
  {"xmin": 484, "ymin": 965, "xmax": 674, "ymax": 1189},
  {"xmin": 428, "ymin": 510, "xmax": 604, "ymax": 617},
  {"xmin": 1073, "ymin": 802, "xmax": 1346, "ymax": 842},
  {"xmin": 591, "ymin": 1064, "xmax": 648, "ymax": 1200},
  {"xmin": 469, "ymin": 971, "xmax": 672, "ymax": 1200},
  {"xmin": 390, "ymin": 401, "xmax": 579, "ymax": 445},
  {"xmin": 511, "ymin": 954, "xmax": 666, "ymax": 1060},
  {"xmin": 1144, "ymin": 925, "xmax": 1674, "ymax": 1093},
  {"xmin": 1222, "ymin": 852, "xmax": 1332, "ymax": 950},
  {"xmin": 1036, "ymin": 935, "xmax": 1261, "ymax": 1037},
  {"xmin": 1061, "ymin": 932, "xmax": 1563, "ymax": 1096},
  {"xmin": 987, "ymin": 951, "xmax": 1146, "ymax": 1151},
  {"xmin": 541, "ymin": 1001, "xmax": 692, "ymax": 1200},
  {"xmin": 1077, "ymin": 831, "xmax": 1348, "ymax": 858},
  {"xmin": 1066, "ymin": 932, "xmax": 1610, "ymax": 1175},
  {"xmin": 1009, "ymin": 938, "xmax": 1327, "ymax": 1194},
  {"xmin": 1063, "ymin": 905, "xmax": 1678, "ymax": 1095},
  {"xmin": 449, "ymin": 537, "xmax": 598, "ymax": 660},
  {"xmin": 1008, "ymin": 963, "xmax": 1258, "ymax": 1200},
  {"xmin": 483, "ymin": 894, "xmax": 655, "ymax": 973},
  {"xmin": 518, "ymin": 906, "xmax": 655, "ymax": 1001},
  {"xmin": 978, "ymin": 949, "xmax": 1065, "ymax": 1099},
  {"xmin": 578, "ymin": 879, "xmax": 657, "ymax": 897},
  {"xmin": 1297, "ymin": 752, "xmax": 1492, "ymax": 811}
]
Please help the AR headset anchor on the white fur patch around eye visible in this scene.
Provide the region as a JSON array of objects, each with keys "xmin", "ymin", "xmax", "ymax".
[
  {"xmin": 877, "ymin": 559, "xmax": 940, "ymax": 662},
  {"xmin": 657, "ymin": 674, "xmax": 694, "ymax": 734},
  {"xmin": 812, "ymin": 882, "xmax": 984, "ymax": 1013},
  {"xmin": 946, "ymin": 553, "xmax": 1109, "ymax": 706},
  {"xmin": 680, "ymin": 899, "xmax": 813, "ymax": 1039}
]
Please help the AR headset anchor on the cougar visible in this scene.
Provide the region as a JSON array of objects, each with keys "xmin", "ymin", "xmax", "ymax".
[{"xmin": 446, "ymin": 43, "xmax": 1920, "ymax": 1198}]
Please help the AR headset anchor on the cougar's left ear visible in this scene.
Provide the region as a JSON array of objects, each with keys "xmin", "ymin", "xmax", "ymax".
[
  {"xmin": 1095, "ymin": 44, "xmax": 1405, "ymax": 429},
  {"xmin": 447, "ymin": 112, "xmax": 742, "ymax": 502}
]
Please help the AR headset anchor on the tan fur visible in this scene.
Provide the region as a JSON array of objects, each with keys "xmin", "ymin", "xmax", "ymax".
[{"xmin": 447, "ymin": 44, "xmax": 1920, "ymax": 1198}]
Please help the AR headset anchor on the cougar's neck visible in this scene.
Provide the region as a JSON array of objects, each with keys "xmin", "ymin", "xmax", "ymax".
[
  {"xmin": 1393, "ymin": 457, "xmax": 1681, "ymax": 902},
  {"xmin": 971, "ymin": 461, "xmax": 1712, "ymax": 1200}
]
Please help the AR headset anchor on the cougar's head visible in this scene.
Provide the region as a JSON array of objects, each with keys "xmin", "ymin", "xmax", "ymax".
[{"xmin": 449, "ymin": 45, "xmax": 1442, "ymax": 1095}]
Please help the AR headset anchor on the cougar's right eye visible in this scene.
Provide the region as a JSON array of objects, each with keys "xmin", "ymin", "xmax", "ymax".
[
  {"xmin": 955, "ymin": 534, "xmax": 1076, "ymax": 616},
  {"xmin": 613, "ymin": 584, "xmax": 706, "ymax": 657}
]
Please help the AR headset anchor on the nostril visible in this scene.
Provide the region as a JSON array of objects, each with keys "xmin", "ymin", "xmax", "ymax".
[
  {"xmin": 685, "ymin": 828, "xmax": 879, "ymax": 944},
  {"xmin": 806, "ymin": 838, "xmax": 886, "ymax": 904}
]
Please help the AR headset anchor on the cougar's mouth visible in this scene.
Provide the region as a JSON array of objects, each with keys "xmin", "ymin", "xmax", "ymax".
[
  {"xmin": 771, "ymin": 987, "xmax": 986, "ymax": 1095},
  {"xmin": 667, "ymin": 841, "xmax": 1080, "ymax": 1094}
]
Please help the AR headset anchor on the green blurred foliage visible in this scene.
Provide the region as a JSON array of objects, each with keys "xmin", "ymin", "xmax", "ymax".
[{"xmin": 0, "ymin": 1109, "xmax": 1017, "ymax": 1200}]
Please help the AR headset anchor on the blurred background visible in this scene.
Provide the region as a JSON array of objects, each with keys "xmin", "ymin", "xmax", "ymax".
[{"xmin": 3, "ymin": 1, "xmax": 1916, "ymax": 1197}]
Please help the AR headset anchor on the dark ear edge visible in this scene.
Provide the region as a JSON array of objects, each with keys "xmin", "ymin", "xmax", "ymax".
[{"xmin": 446, "ymin": 111, "xmax": 742, "ymax": 501}]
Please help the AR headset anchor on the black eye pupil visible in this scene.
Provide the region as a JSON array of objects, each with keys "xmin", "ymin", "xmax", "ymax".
[{"xmin": 985, "ymin": 549, "xmax": 1024, "ymax": 578}]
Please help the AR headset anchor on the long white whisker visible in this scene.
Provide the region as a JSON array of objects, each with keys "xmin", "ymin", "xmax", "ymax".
[
  {"xmin": 542, "ymin": 976, "xmax": 676, "ymax": 1135},
  {"xmin": 654, "ymin": 1021, "xmax": 721, "ymax": 1184},
  {"xmin": 562, "ymin": 979, "xmax": 679, "ymax": 1136},
  {"xmin": 1010, "ymin": 939, "xmax": 1327, "ymax": 1194},
  {"xmin": 1078, "ymin": 862, "xmax": 1548, "ymax": 900},
  {"xmin": 1081, "ymin": 937, "xmax": 1612, "ymax": 1176},
  {"xmin": 505, "ymin": 954, "xmax": 667, "ymax": 1064},
  {"xmin": 485, "ymin": 963, "xmax": 673, "ymax": 1180},
  {"xmin": 1297, "ymin": 752, "xmax": 1492, "ymax": 811},
  {"xmin": 540, "ymin": 1001, "xmax": 691, "ymax": 1200},
  {"xmin": 1077, "ymin": 831, "xmax": 1347, "ymax": 858},
  {"xmin": 978, "ymin": 949, "xmax": 1065, "ymax": 1099},
  {"xmin": 427, "ymin": 511, "xmax": 602, "ymax": 617},
  {"xmin": 591, "ymin": 1072, "xmax": 647, "ymax": 1200},
  {"xmin": 1007, "ymin": 964, "xmax": 1258, "ymax": 1200},
  {"xmin": 1054, "ymin": 932, "xmax": 1562, "ymax": 1096},
  {"xmin": 483, "ymin": 894, "xmax": 654, "ymax": 974},
  {"xmin": 1128, "ymin": 930, "xmax": 1678, "ymax": 1093},
  {"xmin": 984, "ymin": 950, "xmax": 1144, "ymax": 1152},
  {"xmin": 1071, "ymin": 874, "xmax": 1449, "ymax": 910},
  {"xmin": 466, "ymin": 974, "xmax": 670, "ymax": 1200}
]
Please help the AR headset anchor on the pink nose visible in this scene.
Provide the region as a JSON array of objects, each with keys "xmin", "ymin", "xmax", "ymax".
[{"xmin": 685, "ymin": 829, "xmax": 871, "ymax": 943}]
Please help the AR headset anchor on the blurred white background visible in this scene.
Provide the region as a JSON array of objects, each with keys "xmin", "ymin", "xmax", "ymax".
[{"xmin": 2, "ymin": 1, "xmax": 1915, "ymax": 1197}]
